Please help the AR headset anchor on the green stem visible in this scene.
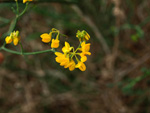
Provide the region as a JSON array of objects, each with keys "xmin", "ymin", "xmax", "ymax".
[
  {"xmin": 19, "ymin": 42, "xmax": 24, "ymax": 54},
  {"xmin": 74, "ymin": 42, "xmax": 82, "ymax": 53},
  {"xmin": 16, "ymin": 0, "xmax": 19, "ymax": 14},
  {"xmin": 18, "ymin": 3, "xmax": 29, "ymax": 18},
  {"xmin": 1, "ymin": 47, "xmax": 56, "ymax": 55},
  {"xmin": 75, "ymin": 55, "xmax": 79, "ymax": 62},
  {"xmin": 59, "ymin": 33, "xmax": 69, "ymax": 38}
]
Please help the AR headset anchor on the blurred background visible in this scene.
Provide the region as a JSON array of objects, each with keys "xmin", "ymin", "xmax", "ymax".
[{"xmin": 0, "ymin": 0, "xmax": 150, "ymax": 113}]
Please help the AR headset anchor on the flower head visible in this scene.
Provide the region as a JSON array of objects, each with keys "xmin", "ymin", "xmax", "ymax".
[{"xmin": 5, "ymin": 31, "xmax": 20, "ymax": 46}]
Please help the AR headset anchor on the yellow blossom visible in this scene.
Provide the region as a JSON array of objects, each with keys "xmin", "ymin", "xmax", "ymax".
[
  {"xmin": 5, "ymin": 31, "xmax": 20, "ymax": 46},
  {"xmin": 40, "ymin": 33, "xmax": 51, "ymax": 43},
  {"xmin": 23, "ymin": 0, "xmax": 33, "ymax": 3},
  {"xmin": 62, "ymin": 42, "xmax": 72, "ymax": 53},
  {"xmin": 80, "ymin": 56, "xmax": 87, "ymax": 62},
  {"xmin": 13, "ymin": 37, "xmax": 20, "ymax": 46},
  {"xmin": 55, "ymin": 52, "xmax": 76, "ymax": 71},
  {"xmin": 51, "ymin": 39, "xmax": 60, "ymax": 48},
  {"xmin": 5, "ymin": 36, "xmax": 12, "ymax": 44},
  {"xmin": 64, "ymin": 60, "xmax": 76, "ymax": 71},
  {"xmin": 75, "ymin": 62, "xmax": 86, "ymax": 71},
  {"xmin": 55, "ymin": 52, "xmax": 70, "ymax": 68},
  {"xmin": 80, "ymin": 41, "xmax": 91, "ymax": 57}
]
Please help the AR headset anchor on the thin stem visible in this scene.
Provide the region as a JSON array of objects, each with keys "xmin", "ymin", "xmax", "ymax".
[
  {"xmin": 15, "ymin": 0, "xmax": 19, "ymax": 14},
  {"xmin": 1, "ymin": 47, "xmax": 56, "ymax": 55},
  {"xmin": 19, "ymin": 42, "xmax": 24, "ymax": 54},
  {"xmin": 74, "ymin": 41, "xmax": 82, "ymax": 53},
  {"xmin": 75, "ymin": 55, "xmax": 79, "ymax": 62},
  {"xmin": 59, "ymin": 33, "xmax": 69, "ymax": 38},
  {"xmin": 56, "ymin": 31, "xmax": 60, "ymax": 39},
  {"xmin": 18, "ymin": 3, "xmax": 29, "ymax": 18}
]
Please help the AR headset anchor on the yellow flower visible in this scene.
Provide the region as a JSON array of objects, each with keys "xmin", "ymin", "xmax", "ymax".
[
  {"xmin": 81, "ymin": 42, "xmax": 90, "ymax": 52},
  {"xmin": 78, "ymin": 42, "xmax": 91, "ymax": 63},
  {"xmin": 62, "ymin": 42, "xmax": 72, "ymax": 53},
  {"xmin": 75, "ymin": 62, "xmax": 86, "ymax": 71},
  {"xmin": 23, "ymin": 0, "xmax": 32, "ymax": 3},
  {"xmin": 80, "ymin": 41, "xmax": 91, "ymax": 56},
  {"xmin": 40, "ymin": 33, "xmax": 51, "ymax": 43},
  {"xmin": 5, "ymin": 31, "xmax": 20, "ymax": 46},
  {"xmin": 55, "ymin": 52, "xmax": 66, "ymax": 63},
  {"xmin": 51, "ymin": 39, "xmax": 60, "ymax": 48},
  {"xmin": 55, "ymin": 52, "xmax": 70, "ymax": 67},
  {"xmin": 55, "ymin": 52, "xmax": 76, "ymax": 71},
  {"xmin": 13, "ymin": 36, "xmax": 20, "ymax": 46},
  {"xmin": 64, "ymin": 60, "xmax": 76, "ymax": 71},
  {"xmin": 80, "ymin": 56, "xmax": 87, "ymax": 62},
  {"xmin": 5, "ymin": 36, "xmax": 12, "ymax": 44},
  {"xmin": 55, "ymin": 52, "xmax": 69, "ymax": 66}
]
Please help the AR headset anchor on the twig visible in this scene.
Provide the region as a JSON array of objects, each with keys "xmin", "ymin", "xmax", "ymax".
[{"xmin": 71, "ymin": 5, "xmax": 111, "ymax": 55}]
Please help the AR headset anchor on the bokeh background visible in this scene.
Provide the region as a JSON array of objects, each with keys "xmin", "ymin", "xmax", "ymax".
[{"xmin": 0, "ymin": 0, "xmax": 150, "ymax": 113}]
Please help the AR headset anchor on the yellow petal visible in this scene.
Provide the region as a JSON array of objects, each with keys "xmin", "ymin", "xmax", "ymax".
[
  {"xmin": 81, "ymin": 56, "xmax": 87, "ymax": 62},
  {"xmin": 69, "ymin": 65, "xmax": 75, "ymax": 71},
  {"xmin": 60, "ymin": 59, "xmax": 69, "ymax": 66},
  {"xmin": 51, "ymin": 39, "xmax": 60, "ymax": 48},
  {"xmin": 5, "ymin": 36, "xmax": 12, "ymax": 44},
  {"xmin": 65, "ymin": 42, "xmax": 70, "ymax": 49},
  {"xmin": 55, "ymin": 57, "xmax": 66, "ymax": 63},
  {"xmin": 62, "ymin": 42, "xmax": 72, "ymax": 53},
  {"xmin": 40, "ymin": 33, "xmax": 51, "ymax": 43},
  {"xmin": 55, "ymin": 52, "xmax": 64, "ymax": 57},
  {"xmin": 64, "ymin": 60, "xmax": 74, "ymax": 69},
  {"xmin": 76, "ymin": 62, "xmax": 86, "ymax": 71},
  {"xmin": 81, "ymin": 41, "xmax": 86, "ymax": 47},
  {"xmin": 85, "ymin": 52, "xmax": 91, "ymax": 55},
  {"xmin": 84, "ymin": 43, "xmax": 90, "ymax": 52},
  {"xmin": 84, "ymin": 33, "xmax": 90, "ymax": 40},
  {"xmin": 81, "ymin": 42, "xmax": 90, "ymax": 52},
  {"xmin": 13, "ymin": 37, "xmax": 19, "ymax": 46},
  {"xmin": 69, "ymin": 61, "xmax": 75, "ymax": 71}
]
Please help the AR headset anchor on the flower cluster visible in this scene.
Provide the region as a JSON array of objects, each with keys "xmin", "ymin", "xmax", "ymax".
[
  {"xmin": 40, "ymin": 28, "xmax": 60, "ymax": 48},
  {"xmin": 5, "ymin": 28, "xmax": 91, "ymax": 72},
  {"xmin": 5, "ymin": 31, "xmax": 20, "ymax": 46},
  {"xmin": 52, "ymin": 29, "xmax": 91, "ymax": 71}
]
